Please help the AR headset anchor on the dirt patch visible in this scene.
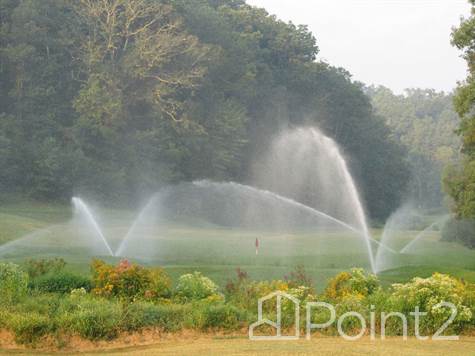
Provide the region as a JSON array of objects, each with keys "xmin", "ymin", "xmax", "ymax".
[
  {"xmin": 0, "ymin": 329, "xmax": 25, "ymax": 351},
  {"xmin": 0, "ymin": 328, "xmax": 246, "ymax": 354}
]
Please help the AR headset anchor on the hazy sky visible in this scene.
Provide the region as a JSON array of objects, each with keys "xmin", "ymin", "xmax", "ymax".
[{"xmin": 246, "ymin": 0, "xmax": 471, "ymax": 93}]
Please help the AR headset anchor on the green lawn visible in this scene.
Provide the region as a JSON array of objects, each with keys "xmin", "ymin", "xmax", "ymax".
[
  {"xmin": 100, "ymin": 337, "xmax": 475, "ymax": 356},
  {"xmin": 3, "ymin": 336, "xmax": 473, "ymax": 355},
  {"xmin": 0, "ymin": 201, "xmax": 474, "ymax": 290}
]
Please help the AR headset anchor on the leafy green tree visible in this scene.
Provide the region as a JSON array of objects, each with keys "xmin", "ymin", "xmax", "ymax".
[
  {"xmin": 0, "ymin": 0, "xmax": 410, "ymax": 221},
  {"xmin": 69, "ymin": 0, "xmax": 213, "ymax": 198},
  {"xmin": 175, "ymin": 1, "xmax": 409, "ymax": 220},
  {"xmin": 445, "ymin": 0, "xmax": 475, "ymax": 219},
  {"xmin": 0, "ymin": 0, "xmax": 80, "ymax": 199}
]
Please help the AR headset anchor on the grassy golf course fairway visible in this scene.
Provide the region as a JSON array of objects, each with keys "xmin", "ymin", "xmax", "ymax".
[{"xmin": 0, "ymin": 201, "xmax": 474, "ymax": 288}]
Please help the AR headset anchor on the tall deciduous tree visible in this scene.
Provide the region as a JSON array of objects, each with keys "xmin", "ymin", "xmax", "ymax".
[
  {"xmin": 0, "ymin": 0, "xmax": 410, "ymax": 220},
  {"xmin": 70, "ymin": 0, "xmax": 212, "ymax": 197},
  {"xmin": 445, "ymin": 0, "xmax": 475, "ymax": 218}
]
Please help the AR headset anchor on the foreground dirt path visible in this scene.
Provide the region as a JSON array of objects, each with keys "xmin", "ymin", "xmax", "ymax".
[{"xmin": 87, "ymin": 336, "xmax": 475, "ymax": 356}]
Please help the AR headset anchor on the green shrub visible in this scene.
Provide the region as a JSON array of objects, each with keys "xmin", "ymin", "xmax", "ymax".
[
  {"xmin": 59, "ymin": 297, "xmax": 122, "ymax": 340},
  {"xmin": 149, "ymin": 268, "xmax": 172, "ymax": 298},
  {"xmin": 335, "ymin": 294, "xmax": 368, "ymax": 335},
  {"xmin": 123, "ymin": 301, "xmax": 162, "ymax": 331},
  {"xmin": 175, "ymin": 272, "xmax": 218, "ymax": 302},
  {"xmin": 9, "ymin": 312, "xmax": 51, "ymax": 345},
  {"xmin": 30, "ymin": 272, "xmax": 91, "ymax": 294},
  {"xmin": 0, "ymin": 310, "xmax": 10, "ymax": 329},
  {"xmin": 463, "ymin": 283, "xmax": 475, "ymax": 310},
  {"xmin": 325, "ymin": 268, "xmax": 379, "ymax": 300},
  {"xmin": 123, "ymin": 301, "xmax": 189, "ymax": 332},
  {"xmin": 0, "ymin": 263, "xmax": 28, "ymax": 304},
  {"xmin": 389, "ymin": 273, "xmax": 472, "ymax": 334},
  {"xmin": 25, "ymin": 258, "xmax": 66, "ymax": 278},
  {"xmin": 153, "ymin": 304, "xmax": 189, "ymax": 332},
  {"xmin": 12, "ymin": 293, "xmax": 62, "ymax": 316},
  {"xmin": 202, "ymin": 303, "xmax": 247, "ymax": 330},
  {"xmin": 91, "ymin": 259, "xmax": 171, "ymax": 300},
  {"xmin": 123, "ymin": 301, "xmax": 202, "ymax": 332},
  {"xmin": 225, "ymin": 273, "xmax": 289, "ymax": 311}
]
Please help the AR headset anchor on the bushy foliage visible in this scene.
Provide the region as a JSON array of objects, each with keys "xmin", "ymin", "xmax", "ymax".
[
  {"xmin": 30, "ymin": 272, "xmax": 92, "ymax": 294},
  {"xmin": 202, "ymin": 303, "xmax": 247, "ymax": 330},
  {"xmin": 175, "ymin": 272, "xmax": 219, "ymax": 302},
  {"xmin": 123, "ymin": 301, "xmax": 189, "ymax": 332},
  {"xmin": 335, "ymin": 294, "xmax": 369, "ymax": 335},
  {"xmin": 122, "ymin": 301, "xmax": 163, "ymax": 332},
  {"xmin": 0, "ymin": 263, "xmax": 28, "ymax": 304},
  {"xmin": 325, "ymin": 268, "xmax": 379, "ymax": 300},
  {"xmin": 11, "ymin": 293, "xmax": 62, "ymax": 316},
  {"xmin": 91, "ymin": 259, "xmax": 171, "ymax": 300},
  {"xmin": 1, "ymin": 261, "xmax": 475, "ymax": 347},
  {"xmin": 8, "ymin": 312, "xmax": 51, "ymax": 345},
  {"xmin": 70, "ymin": 288, "xmax": 88, "ymax": 297},
  {"xmin": 463, "ymin": 283, "xmax": 475, "ymax": 319},
  {"xmin": 149, "ymin": 268, "xmax": 173, "ymax": 299},
  {"xmin": 0, "ymin": 293, "xmax": 62, "ymax": 344},
  {"xmin": 224, "ymin": 268, "xmax": 315, "ymax": 328},
  {"xmin": 25, "ymin": 258, "xmax": 66, "ymax": 278},
  {"xmin": 226, "ymin": 273, "xmax": 290, "ymax": 311},
  {"xmin": 389, "ymin": 273, "xmax": 473, "ymax": 333},
  {"xmin": 59, "ymin": 296, "xmax": 122, "ymax": 340}
]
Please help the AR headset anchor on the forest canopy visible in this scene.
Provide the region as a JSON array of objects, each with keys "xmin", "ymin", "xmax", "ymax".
[
  {"xmin": 445, "ymin": 0, "xmax": 475, "ymax": 220},
  {"xmin": 367, "ymin": 86, "xmax": 460, "ymax": 209},
  {"xmin": 0, "ymin": 0, "xmax": 410, "ymax": 221}
]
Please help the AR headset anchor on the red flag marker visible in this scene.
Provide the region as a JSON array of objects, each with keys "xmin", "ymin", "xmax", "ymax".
[{"xmin": 255, "ymin": 237, "xmax": 259, "ymax": 255}]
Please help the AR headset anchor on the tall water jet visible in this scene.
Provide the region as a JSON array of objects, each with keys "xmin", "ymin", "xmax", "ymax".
[
  {"xmin": 0, "ymin": 225, "xmax": 60, "ymax": 257},
  {"xmin": 375, "ymin": 204, "xmax": 421, "ymax": 273},
  {"xmin": 400, "ymin": 215, "xmax": 450, "ymax": 254},
  {"xmin": 115, "ymin": 193, "xmax": 162, "ymax": 258},
  {"xmin": 71, "ymin": 197, "xmax": 114, "ymax": 256},
  {"xmin": 252, "ymin": 127, "xmax": 376, "ymax": 273},
  {"xmin": 0, "ymin": 198, "xmax": 114, "ymax": 258},
  {"xmin": 193, "ymin": 180, "xmax": 362, "ymax": 235}
]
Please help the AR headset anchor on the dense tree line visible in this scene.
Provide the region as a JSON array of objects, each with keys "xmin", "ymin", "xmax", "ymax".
[
  {"xmin": 367, "ymin": 86, "xmax": 460, "ymax": 208},
  {"xmin": 445, "ymin": 0, "xmax": 475, "ymax": 219},
  {"xmin": 0, "ymin": 0, "xmax": 409, "ymax": 221},
  {"xmin": 441, "ymin": 0, "xmax": 475, "ymax": 248}
]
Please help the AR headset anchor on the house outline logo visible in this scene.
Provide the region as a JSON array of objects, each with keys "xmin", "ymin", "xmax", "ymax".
[{"xmin": 249, "ymin": 291, "xmax": 300, "ymax": 340}]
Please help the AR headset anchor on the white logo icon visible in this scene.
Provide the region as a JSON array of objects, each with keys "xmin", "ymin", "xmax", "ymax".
[{"xmin": 248, "ymin": 291, "xmax": 300, "ymax": 340}]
